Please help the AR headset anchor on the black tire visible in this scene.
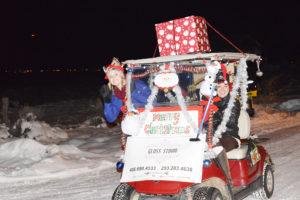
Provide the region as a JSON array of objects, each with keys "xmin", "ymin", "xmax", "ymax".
[
  {"xmin": 193, "ymin": 187, "xmax": 223, "ymax": 200},
  {"xmin": 252, "ymin": 163, "xmax": 274, "ymax": 199},
  {"xmin": 193, "ymin": 187, "xmax": 209, "ymax": 200},
  {"xmin": 112, "ymin": 183, "xmax": 139, "ymax": 200}
]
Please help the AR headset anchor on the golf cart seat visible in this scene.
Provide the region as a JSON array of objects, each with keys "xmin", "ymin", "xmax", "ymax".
[{"xmin": 227, "ymin": 110, "xmax": 250, "ymax": 159}]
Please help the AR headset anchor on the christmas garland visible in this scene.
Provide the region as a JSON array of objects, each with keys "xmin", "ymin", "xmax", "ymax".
[
  {"xmin": 172, "ymin": 85, "xmax": 197, "ymax": 134},
  {"xmin": 125, "ymin": 71, "xmax": 135, "ymax": 113}
]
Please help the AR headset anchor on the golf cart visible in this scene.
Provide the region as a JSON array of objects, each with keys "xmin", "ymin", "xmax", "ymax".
[{"xmin": 111, "ymin": 52, "xmax": 274, "ymax": 200}]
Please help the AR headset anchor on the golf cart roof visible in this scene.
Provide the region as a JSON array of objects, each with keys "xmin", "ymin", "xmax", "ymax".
[{"xmin": 123, "ymin": 52, "xmax": 260, "ymax": 65}]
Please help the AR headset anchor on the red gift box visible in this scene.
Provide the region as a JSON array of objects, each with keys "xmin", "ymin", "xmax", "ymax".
[{"xmin": 155, "ymin": 16, "xmax": 211, "ymax": 57}]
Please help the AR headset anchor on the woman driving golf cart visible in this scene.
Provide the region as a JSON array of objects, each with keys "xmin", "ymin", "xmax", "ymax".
[{"xmin": 213, "ymin": 65, "xmax": 240, "ymax": 152}]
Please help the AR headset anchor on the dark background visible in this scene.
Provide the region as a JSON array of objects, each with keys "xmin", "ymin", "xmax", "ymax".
[{"xmin": 0, "ymin": 0, "xmax": 299, "ymax": 104}]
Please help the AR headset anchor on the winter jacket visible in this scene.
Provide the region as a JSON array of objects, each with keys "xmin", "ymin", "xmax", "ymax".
[
  {"xmin": 104, "ymin": 80, "xmax": 151, "ymax": 123},
  {"xmin": 213, "ymin": 95, "xmax": 241, "ymax": 139}
]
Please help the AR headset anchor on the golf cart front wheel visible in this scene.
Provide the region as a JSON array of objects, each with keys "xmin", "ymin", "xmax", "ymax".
[
  {"xmin": 252, "ymin": 163, "xmax": 274, "ymax": 199},
  {"xmin": 193, "ymin": 187, "xmax": 223, "ymax": 200},
  {"xmin": 112, "ymin": 183, "xmax": 140, "ymax": 200}
]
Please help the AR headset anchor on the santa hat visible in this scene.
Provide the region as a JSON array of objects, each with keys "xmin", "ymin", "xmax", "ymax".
[
  {"xmin": 103, "ymin": 57, "xmax": 124, "ymax": 79},
  {"xmin": 216, "ymin": 63, "xmax": 232, "ymax": 90}
]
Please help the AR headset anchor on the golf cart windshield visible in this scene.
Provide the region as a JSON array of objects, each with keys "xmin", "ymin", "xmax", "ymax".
[{"xmin": 128, "ymin": 62, "xmax": 207, "ymax": 108}]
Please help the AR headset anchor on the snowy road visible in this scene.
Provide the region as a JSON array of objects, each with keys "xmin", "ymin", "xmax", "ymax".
[
  {"xmin": 0, "ymin": 122, "xmax": 299, "ymax": 199},
  {"xmin": 0, "ymin": 168, "xmax": 119, "ymax": 200}
]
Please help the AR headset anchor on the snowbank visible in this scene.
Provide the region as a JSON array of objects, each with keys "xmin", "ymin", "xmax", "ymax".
[
  {"xmin": 275, "ymin": 98, "xmax": 300, "ymax": 112},
  {"xmin": 0, "ymin": 123, "xmax": 10, "ymax": 139},
  {"xmin": 251, "ymin": 104, "xmax": 300, "ymax": 135},
  {"xmin": 9, "ymin": 113, "xmax": 68, "ymax": 143},
  {"xmin": 0, "ymin": 138, "xmax": 113, "ymax": 180}
]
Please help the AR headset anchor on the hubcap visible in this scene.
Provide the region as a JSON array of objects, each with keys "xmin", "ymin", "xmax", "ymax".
[{"xmin": 266, "ymin": 168, "xmax": 274, "ymax": 192}]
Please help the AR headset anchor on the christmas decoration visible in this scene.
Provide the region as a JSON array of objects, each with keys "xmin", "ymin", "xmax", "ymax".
[
  {"xmin": 199, "ymin": 61, "xmax": 221, "ymax": 98},
  {"xmin": 155, "ymin": 16, "xmax": 211, "ymax": 56},
  {"xmin": 103, "ymin": 57, "xmax": 124, "ymax": 79},
  {"xmin": 203, "ymin": 159, "xmax": 211, "ymax": 167},
  {"xmin": 121, "ymin": 113, "xmax": 142, "ymax": 136},
  {"xmin": 116, "ymin": 160, "xmax": 124, "ymax": 171},
  {"xmin": 154, "ymin": 72, "xmax": 179, "ymax": 90}
]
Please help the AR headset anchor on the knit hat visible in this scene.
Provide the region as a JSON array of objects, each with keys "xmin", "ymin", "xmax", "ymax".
[{"xmin": 103, "ymin": 57, "xmax": 124, "ymax": 79}]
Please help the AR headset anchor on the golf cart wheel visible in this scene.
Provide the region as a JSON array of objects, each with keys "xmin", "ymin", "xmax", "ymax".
[
  {"xmin": 209, "ymin": 188, "xmax": 223, "ymax": 200},
  {"xmin": 193, "ymin": 187, "xmax": 223, "ymax": 200},
  {"xmin": 252, "ymin": 163, "xmax": 274, "ymax": 199},
  {"xmin": 112, "ymin": 183, "xmax": 140, "ymax": 200},
  {"xmin": 193, "ymin": 187, "xmax": 209, "ymax": 200}
]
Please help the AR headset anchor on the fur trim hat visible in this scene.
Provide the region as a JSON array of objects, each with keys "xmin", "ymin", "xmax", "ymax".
[{"xmin": 103, "ymin": 57, "xmax": 124, "ymax": 79}]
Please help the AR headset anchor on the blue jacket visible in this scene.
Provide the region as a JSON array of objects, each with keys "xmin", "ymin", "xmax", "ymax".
[{"xmin": 104, "ymin": 80, "xmax": 151, "ymax": 123}]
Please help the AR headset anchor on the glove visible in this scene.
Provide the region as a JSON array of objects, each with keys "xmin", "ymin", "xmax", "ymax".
[{"xmin": 100, "ymin": 84, "xmax": 112, "ymax": 103}]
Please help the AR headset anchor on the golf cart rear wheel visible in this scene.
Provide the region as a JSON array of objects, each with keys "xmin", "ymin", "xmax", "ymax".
[
  {"xmin": 112, "ymin": 183, "xmax": 140, "ymax": 200},
  {"xmin": 253, "ymin": 163, "xmax": 274, "ymax": 199}
]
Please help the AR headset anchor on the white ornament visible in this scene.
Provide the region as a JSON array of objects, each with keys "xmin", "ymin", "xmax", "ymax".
[
  {"xmin": 184, "ymin": 20, "xmax": 189, "ymax": 26},
  {"xmin": 166, "ymin": 34, "xmax": 173, "ymax": 40},
  {"xmin": 183, "ymin": 40, "xmax": 188, "ymax": 45},
  {"xmin": 176, "ymin": 27, "xmax": 181, "ymax": 32},
  {"xmin": 159, "ymin": 30, "xmax": 164, "ymax": 36},
  {"xmin": 183, "ymin": 30, "xmax": 189, "ymax": 36},
  {"xmin": 190, "ymin": 32, "xmax": 196, "ymax": 37},
  {"xmin": 176, "ymin": 43, "xmax": 180, "ymax": 50},
  {"xmin": 189, "ymin": 39, "xmax": 196, "ymax": 46},
  {"xmin": 121, "ymin": 114, "xmax": 141, "ymax": 136},
  {"xmin": 191, "ymin": 22, "xmax": 196, "ymax": 28},
  {"xmin": 175, "ymin": 36, "xmax": 180, "ymax": 41},
  {"xmin": 189, "ymin": 48, "xmax": 194, "ymax": 52},
  {"xmin": 167, "ymin": 25, "xmax": 173, "ymax": 30},
  {"xmin": 158, "ymin": 39, "xmax": 162, "ymax": 44},
  {"xmin": 165, "ymin": 43, "xmax": 170, "ymax": 48}
]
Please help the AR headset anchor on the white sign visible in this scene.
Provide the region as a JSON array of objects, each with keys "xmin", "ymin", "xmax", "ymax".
[
  {"xmin": 140, "ymin": 110, "xmax": 199, "ymax": 137},
  {"xmin": 121, "ymin": 134, "xmax": 206, "ymax": 183}
]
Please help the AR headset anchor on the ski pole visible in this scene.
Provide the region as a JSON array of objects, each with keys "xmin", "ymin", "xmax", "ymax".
[{"xmin": 190, "ymin": 84, "xmax": 216, "ymax": 141}]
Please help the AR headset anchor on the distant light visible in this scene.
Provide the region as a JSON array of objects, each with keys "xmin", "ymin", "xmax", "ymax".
[{"xmin": 31, "ymin": 34, "xmax": 36, "ymax": 37}]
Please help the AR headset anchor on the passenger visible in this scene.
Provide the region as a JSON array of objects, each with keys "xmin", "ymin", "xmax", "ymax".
[
  {"xmin": 213, "ymin": 67, "xmax": 240, "ymax": 152},
  {"xmin": 100, "ymin": 57, "xmax": 151, "ymax": 123},
  {"xmin": 212, "ymin": 63, "xmax": 241, "ymax": 187}
]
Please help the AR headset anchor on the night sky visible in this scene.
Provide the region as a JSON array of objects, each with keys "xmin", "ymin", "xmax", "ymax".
[{"xmin": 0, "ymin": 1, "xmax": 299, "ymax": 69}]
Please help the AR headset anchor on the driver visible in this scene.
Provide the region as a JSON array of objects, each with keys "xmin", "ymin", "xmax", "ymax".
[
  {"xmin": 213, "ymin": 67, "xmax": 240, "ymax": 152},
  {"xmin": 212, "ymin": 64, "xmax": 241, "ymax": 187}
]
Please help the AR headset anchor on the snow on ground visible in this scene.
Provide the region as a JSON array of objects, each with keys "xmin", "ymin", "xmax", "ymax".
[{"xmin": 0, "ymin": 100, "xmax": 299, "ymax": 200}]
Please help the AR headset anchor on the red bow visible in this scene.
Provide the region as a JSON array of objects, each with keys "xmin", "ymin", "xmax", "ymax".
[{"xmin": 200, "ymin": 96, "xmax": 221, "ymax": 122}]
